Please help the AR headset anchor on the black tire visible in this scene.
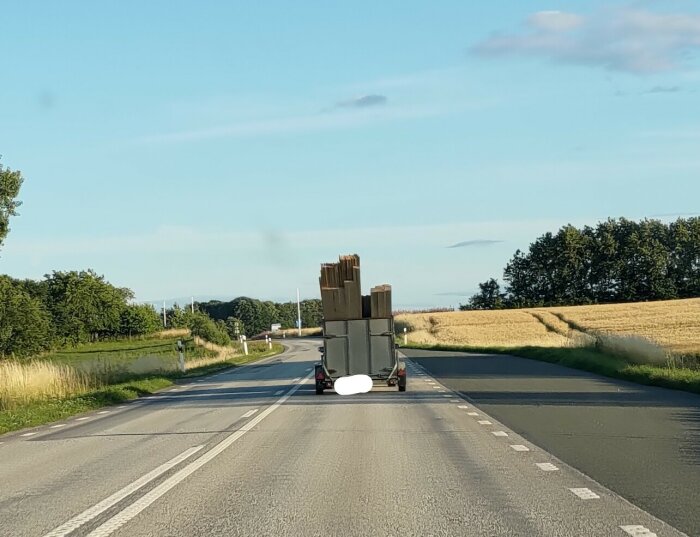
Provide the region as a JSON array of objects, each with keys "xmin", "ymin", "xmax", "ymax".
[
  {"xmin": 315, "ymin": 385, "xmax": 324, "ymax": 395},
  {"xmin": 398, "ymin": 383, "xmax": 406, "ymax": 392}
]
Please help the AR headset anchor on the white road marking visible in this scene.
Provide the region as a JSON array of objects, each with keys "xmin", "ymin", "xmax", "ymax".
[
  {"xmin": 292, "ymin": 377, "xmax": 301, "ymax": 383},
  {"xmin": 492, "ymin": 431, "xmax": 508, "ymax": 437},
  {"xmin": 20, "ymin": 432, "xmax": 37, "ymax": 437},
  {"xmin": 83, "ymin": 374, "xmax": 313, "ymax": 537},
  {"xmin": 241, "ymin": 409, "xmax": 259, "ymax": 418},
  {"xmin": 457, "ymin": 405, "xmax": 469, "ymax": 409},
  {"xmin": 478, "ymin": 420, "xmax": 492, "ymax": 425},
  {"xmin": 535, "ymin": 463, "xmax": 559, "ymax": 471},
  {"xmin": 97, "ymin": 411, "xmax": 110, "ymax": 415},
  {"xmin": 620, "ymin": 525, "xmax": 658, "ymax": 537},
  {"xmin": 75, "ymin": 417, "xmax": 92, "ymax": 421},
  {"xmin": 305, "ymin": 368, "xmax": 312, "ymax": 372},
  {"xmin": 42, "ymin": 446, "xmax": 203, "ymax": 537},
  {"xmin": 570, "ymin": 488, "xmax": 600, "ymax": 500},
  {"xmin": 467, "ymin": 412, "xmax": 479, "ymax": 416},
  {"xmin": 442, "ymin": 395, "xmax": 451, "ymax": 398},
  {"xmin": 432, "ymin": 386, "xmax": 441, "ymax": 389},
  {"xmin": 116, "ymin": 406, "xmax": 126, "ymax": 409},
  {"xmin": 152, "ymin": 391, "xmax": 270, "ymax": 399},
  {"xmin": 274, "ymin": 390, "xmax": 283, "ymax": 395},
  {"xmin": 50, "ymin": 424, "xmax": 67, "ymax": 429},
  {"xmin": 449, "ymin": 399, "xmax": 459, "ymax": 403},
  {"xmin": 510, "ymin": 445, "xmax": 530, "ymax": 452}
]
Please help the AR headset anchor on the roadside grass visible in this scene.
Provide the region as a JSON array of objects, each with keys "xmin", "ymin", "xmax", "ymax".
[
  {"xmin": 0, "ymin": 342, "xmax": 284, "ymax": 435},
  {"xmin": 402, "ymin": 342, "xmax": 700, "ymax": 396}
]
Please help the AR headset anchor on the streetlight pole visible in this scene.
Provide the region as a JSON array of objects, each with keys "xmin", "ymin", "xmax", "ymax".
[{"xmin": 297, "ymin": 288, "xmax": 302, "ymax": 337}]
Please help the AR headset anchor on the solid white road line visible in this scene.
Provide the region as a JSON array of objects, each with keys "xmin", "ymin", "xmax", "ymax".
[
  {"xmin": 492, "ymin": 431, "xmax": 508, "ymax": 437},
  {"xmin": 50, "ymin": 424, "xmax": 67, "ymax": 429},
  {"xmin": 620, "ymin": 525, "xmax": 657, "ymax": 537},
  {"xmin": 241, "ymin": 409, "xmax": 259, "ymax": 418},
  {"xmin": 510, "ymin": 445, "xmax": 530, "ymax": 452},
  {"xmin": 535, "ymin": 463, "xmax": 559, "ymax": 471},
  {"xmin": 478, "ymin": 420, "xmax": 492, "ymax": 425},
  {"xmin": 42, "ymin": 446, "xmax": 204, "ymax": 537},
  {"xmin": 570, "ymin": 488, "xmax": 600, "ymax": 500},
  {"xmin": 84, "ymin": 375, "xmax": 313, "ymax": 537}
]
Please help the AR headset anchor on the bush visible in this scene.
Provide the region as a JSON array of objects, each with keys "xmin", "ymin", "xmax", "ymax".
[
  {"xmin": 0, "ymin": 276, "xmax": 53, "ymax": 358},
  {"xmin": 187, "ymin": 312, "xmax": 231, "ymax": 346},
  {"xmin": 120, "ymin": 304, "xmax": 162, "ymax": 337}
]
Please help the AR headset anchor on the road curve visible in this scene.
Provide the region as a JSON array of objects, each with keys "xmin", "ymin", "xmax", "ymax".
[{"xmin": 0, "ymin": 340, "xmax": 689, "ymax": 537}]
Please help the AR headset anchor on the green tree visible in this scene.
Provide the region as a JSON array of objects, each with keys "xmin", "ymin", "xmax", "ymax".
[
  {"xmin": 224, "ymin": 317, "xmax": 244, "ymax": 339},
  {"xmin": 0, "ymin": 158, "xmax": 23, "ymax": 253},
  {"xmin": 120, "ymin": 304, "xmax": 161, "ymax": 337},
  {"xmin": 462, "ymin": 278, "xmax": 505, "ymax": 310},
  {"xmin": 0, "ymin": 276, "xmax": 53, "ymax": 357},
  {"xmin": 187, "ymin": 311, "xmax": 231, "ymax": 346},
  {"xmin": 44, "ymin": 270, "xmax": 132, "ymax": 344}
]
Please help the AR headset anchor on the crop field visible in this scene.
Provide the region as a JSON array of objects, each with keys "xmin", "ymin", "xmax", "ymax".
[{"xmin": 396, "ymin": 298, "xmax": 700, "ymax": 357}]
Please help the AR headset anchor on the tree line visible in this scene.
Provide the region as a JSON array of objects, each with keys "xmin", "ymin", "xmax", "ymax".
[
  {"xmin": 463, "ymin": 218, "xmax": 700, "ymax": 310},
  {"xmin": 197, "ymin": 297, "xmax": 323, "ymax": 337}
]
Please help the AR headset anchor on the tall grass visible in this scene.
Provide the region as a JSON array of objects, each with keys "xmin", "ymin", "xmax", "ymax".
[{"xmin": 0, "ymin": 360, "xmax": 94, "ymax": 410}]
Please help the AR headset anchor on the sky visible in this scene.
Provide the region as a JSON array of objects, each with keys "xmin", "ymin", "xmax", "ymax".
[{"xmin": 1, "ymin": 0, "xmax": 699, "ymax": 309}]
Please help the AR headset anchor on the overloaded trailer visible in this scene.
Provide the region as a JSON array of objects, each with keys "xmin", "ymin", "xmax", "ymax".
[{"xmin": 314, "ymin": 254, "xmax": 406, "ymax": 394}]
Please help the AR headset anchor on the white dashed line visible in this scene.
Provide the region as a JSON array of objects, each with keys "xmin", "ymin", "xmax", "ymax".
[
  {"xmin": 620, "ymin": 525, "xmax": 657, "ymax": 537},
  {"xmin": 97, "ymin": 411, "xmax": 110, "ymax": 415},
  {"xmin": 570, "ymin": 488, "xmax": 600, "ymax": 500},
  {"xmin": 274, "ymin": 390, "xmax": 283, "ymax": 395},
  {"xmin": 449, "ymin": 399, "xmax": 459, "ymax": 403},
  {"xmin": 492, "ymin": 431, "xmax": 508, "ymax": 437},
  {"xmin": 305, "ymin": 368, "xmax": 312, "ymax": 372},
  {"xmin": 478, "ymin": 420, "xmax": 492, "ymax": 425},
  {"xmin": 535, "ymin": 463, "xmax": 559, "ymax": 471},
  {"xmin": 442, "ymin": 395, "xmax": 451, "ymax": 398},
  {"xmin": 457, "ymin": 405, "xmax": 469, "ymax": 409},
  {"xmin": 20, "ymin": 432, "xmax": 37, "ymax": 437},
  {"xmin": 510, "ymin": 445, "xmax": 530, "ymax": 452},
  {"xmin": 116, "ymin": 406, "xmax": 126, "ymax": 409},
  {"xmin": 75, "ymin": 417, "xmax": 91, "ymax": 421},
  {"xmin": 50, "ymin": 424, "xmax": 67, "ymax": 429},
  {"xmin": 467, "ymin": 412, "xmax": 479, "ymax": 416},
  {"xmin": 292, "ymin": 377, "xmax": 301, "ymax": 383},
  {"xmin": 241, "ymin": 409, "xmax": 259, "ymax": 418}
]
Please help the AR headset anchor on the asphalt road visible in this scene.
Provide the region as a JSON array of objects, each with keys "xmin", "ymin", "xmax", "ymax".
[
  {"xmin": 403, "ymin": 348, "xmax": 700, "ymax": 537},
  {"xmin": 0, "ymin": 340, "xmax": 691, "ymax": 537}
]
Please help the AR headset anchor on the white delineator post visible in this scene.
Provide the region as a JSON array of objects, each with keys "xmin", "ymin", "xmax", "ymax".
[
  {"xmin": 242, "ymin": 335, "xmax": 248, "ymax": 356},
  {"xmin": 267, "ymin": 336, "xmax": 273, "ymax": 350},
  {"xmin": 403, "ymin": 327, "xmax": 407, "ymax": 345},
  {"xmin": 296, "ymin": 288, "xmax": 302, "ymax": 337},
  {"xmin": 177, "ymin": 340, "xmax": 185, "ymax": 373}
]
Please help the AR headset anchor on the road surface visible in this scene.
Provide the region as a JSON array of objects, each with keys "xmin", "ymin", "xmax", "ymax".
[{"xmin": 0, "ymin": 340, "xmax": 691, "ymax": 536}]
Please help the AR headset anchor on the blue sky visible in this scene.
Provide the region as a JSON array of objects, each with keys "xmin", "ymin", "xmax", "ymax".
[{"xmin": 1, "ymin": 0, "xmax": 699, "ymax": 308}]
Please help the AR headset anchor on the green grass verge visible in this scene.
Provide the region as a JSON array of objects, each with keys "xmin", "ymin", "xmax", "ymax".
[
  {"xmin": 402, "ymin": 343, "xmax": 700, "ymax": 396},
  {"xmin": 0, "ymin": 343, "xmax": 284, "ymax": 435}
]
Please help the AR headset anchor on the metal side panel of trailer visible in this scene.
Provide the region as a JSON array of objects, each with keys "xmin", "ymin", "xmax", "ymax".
[{"xmin": 323, "ymin": 318, "xmax": 396, "ymax": 378}]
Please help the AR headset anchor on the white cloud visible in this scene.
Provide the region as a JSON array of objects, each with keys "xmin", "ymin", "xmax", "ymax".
[{"xmin": 473, "ymin": 7, "xmax": 700, "ymax": 73}]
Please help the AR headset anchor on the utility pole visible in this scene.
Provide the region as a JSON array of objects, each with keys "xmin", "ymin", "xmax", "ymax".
[
  {"xmin": 163, "ymin": 300, "xmax": 167, "ymax": 328},
  {"xmin": 191, "ymin": 297, "xmax": 194, "ymax": 314},
  {"xmin": 296, "ymin": 288, "xmax": 302, "ymax": 337}
]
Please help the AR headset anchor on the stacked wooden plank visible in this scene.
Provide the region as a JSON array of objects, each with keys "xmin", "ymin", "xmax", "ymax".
[
  {"xmin": 370, "ymin": 284, "xmax": 392, "ymax": 318},
  {"xmin": 319, "ymin": 254, "xmax": 393, "ymax": 320},
  {"xmin": 319, "ymin": 254, "xmax": 362, "ymax": 320}
]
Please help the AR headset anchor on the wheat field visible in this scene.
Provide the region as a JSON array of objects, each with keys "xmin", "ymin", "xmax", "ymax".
[{"xmin": 396, "ymin": 298, "xmax": 700, "ymax": 356}]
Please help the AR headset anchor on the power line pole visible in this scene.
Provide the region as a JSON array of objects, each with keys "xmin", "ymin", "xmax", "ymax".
[
  {"xmin": 162, "ymin": 300, "xmax": 167, "ymax": 328},
  {"xmin": 191, "ymin": 297, "xmax": 194, "ymax": 314},
  {"xmin": 297, "ymin": 288, "xmax": 302, "ymax": 337}
]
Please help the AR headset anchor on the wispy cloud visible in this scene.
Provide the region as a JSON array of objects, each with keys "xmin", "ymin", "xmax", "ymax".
[
  {"xmin": 336, "ymin": 94, "xmax": 387, "ymax": 109},
  {"xmin": 644, "ymin": 86, "xmax": 682, "ymax": 94},
  {"xmin": 137, "ymin": 104, "xmax": 439, "ymax": 144},
  {"xmin": 447, "ymin": 239, "xmax": 504, "ymax": 248},
  {"xmin": 473, "ymin": 7, "xmax": 700, "ymax": 73}
]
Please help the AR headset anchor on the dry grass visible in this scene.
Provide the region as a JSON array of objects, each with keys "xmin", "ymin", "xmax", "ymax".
[
  {"xmin": 275, "ymin": 327, "xmax": 323, "ymax": 337},
  {"xmin": 395, "ymin": 310, "xmax": 571, "ymax": 348},
  {"xmin": 0, "ymin": 360, "xmax": 93, "ymax": 410},
  {"xmin": 398, "ymin": 298, "xmax": 700, "ymax": 360},
  {"xmin": 548, "ymin": 298, "xmax": 700, "ymax": 356}
]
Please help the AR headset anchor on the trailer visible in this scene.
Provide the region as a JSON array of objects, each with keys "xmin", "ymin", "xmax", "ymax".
[{"xmin": 314, "ymin": 317, "xmax": 406, "ymax": 394}]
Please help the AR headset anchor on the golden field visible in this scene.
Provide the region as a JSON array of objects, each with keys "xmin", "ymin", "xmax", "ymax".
[{"xmin": 396, "ymin": 298, "xmax": 700, "ymax": 356}]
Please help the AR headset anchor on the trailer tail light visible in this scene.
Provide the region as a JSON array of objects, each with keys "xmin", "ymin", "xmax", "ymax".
[
  {"xmin": 315, "ymin": 370, "xmax": 325, "ymax": 380},
  {"xmin": 397, "ymin": 367, "xmax": 406, "ymax": 377}
]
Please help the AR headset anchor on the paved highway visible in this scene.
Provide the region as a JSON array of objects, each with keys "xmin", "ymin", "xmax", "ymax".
[{"xmin": 0, "ymin": 340, "xmax": 691, "ymax": 536}]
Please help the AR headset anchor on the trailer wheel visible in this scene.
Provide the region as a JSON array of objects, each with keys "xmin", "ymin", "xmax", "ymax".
[
  {"xmin": 398, "ymin": 384, "xmax": 406, "ymax": 392},
  {"xmin": 315, "ymin": 384, "xmax": 324, "ymax": 395}
]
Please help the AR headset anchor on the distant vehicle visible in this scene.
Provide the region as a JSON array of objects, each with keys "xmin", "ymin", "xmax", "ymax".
[{"xmin": 314, "ymin": 317, "xmax": 406, "ymax": 394}]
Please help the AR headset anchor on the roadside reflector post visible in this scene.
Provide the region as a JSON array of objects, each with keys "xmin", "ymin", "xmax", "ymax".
[
  {"xmin": 267, "ymin": 336, "xmax": 272, "ymax": 350},
  {"xmin": 403, "ymin": 327, "xmax": 407, "ymax": 345},
  {"xmin": 242, "ymin": 335, "xmax": 248, "ymax": 356}
]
